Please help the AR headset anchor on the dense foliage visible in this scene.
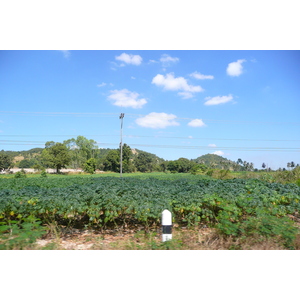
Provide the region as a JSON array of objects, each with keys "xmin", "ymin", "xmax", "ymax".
[
  {"xmin": 1, "ymin": 175, "xmax": 299, "ymax": 248},
  {"xmin": 0, "ymin": 152, "xmax": 13, "ymax": 172}
]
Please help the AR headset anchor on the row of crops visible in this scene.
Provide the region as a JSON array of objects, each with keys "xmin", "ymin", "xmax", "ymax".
[{"xmin": 1, "ymin": 176, "xmax": 300, "ymax": 237}]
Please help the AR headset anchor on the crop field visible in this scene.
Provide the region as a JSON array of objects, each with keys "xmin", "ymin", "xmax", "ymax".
[{"xmin": 1, "ymin": 173, "xmax": 300, "ymax": 249}]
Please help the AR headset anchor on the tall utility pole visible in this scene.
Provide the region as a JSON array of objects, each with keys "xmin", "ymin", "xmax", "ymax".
[{"xmin": 119, "ymin": 113, "xmax": 125, "ymax": 178}]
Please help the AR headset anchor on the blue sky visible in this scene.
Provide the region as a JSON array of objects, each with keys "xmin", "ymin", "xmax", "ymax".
[{"xmin": 0, "ymin": 50, "xmax": 299, "ymax": 169}]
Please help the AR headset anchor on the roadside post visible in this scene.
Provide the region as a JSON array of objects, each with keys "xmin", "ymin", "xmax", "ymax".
[{"xmin": 162, "ymin": 209, "xmax": 172, "ymax": 242}]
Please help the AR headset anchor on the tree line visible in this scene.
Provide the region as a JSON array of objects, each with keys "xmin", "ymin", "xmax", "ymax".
[{"xmin": 0, "ymin": 135, "xmax": 299, "ymax": 174}]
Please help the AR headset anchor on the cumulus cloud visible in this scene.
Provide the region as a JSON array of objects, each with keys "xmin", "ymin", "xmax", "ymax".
[
  {"xmin": 160, "ymin": 54, "xmax": 179, "ymax": 67},
  {"xmin": 226, "ymin": 59, "xmax": 246, "ymax": 76},
  {"xmin": 115, "ymin": 53, "xmax": 142, "ymax": 66},
  {"xmin": 188, "ymin": 119, "xmax": 206, "ymax": 127},
  {"xmin": 135, "ymin": 112, "xmax": 179, "ymax": 129},
  {"xmin": 204, "ymin": 94, "xmax": 233, "ymax": 106},
  {"xmin": 190, "ymin": 71, "xmax": 214, "ymax": 80},
  {"xmin": 97, "ymin": 82, "xmax": 107, "ymax": 87},
  {"xmin": 208, "ymin": 144, "xmax": 217, "ymax": 148},
  {"xmin": 152, "ymin": 73, "xmax": 203, "ymax": 99},
  {"xmin": 108, "ymin": 89, "xmax": 147, "ymax": 109},
  {"xmin": 212, "ymin": 151, "xmax": 225, "ymax": 156}
]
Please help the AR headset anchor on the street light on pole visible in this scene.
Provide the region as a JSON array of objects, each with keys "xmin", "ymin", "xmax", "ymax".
[{"xmin": 119, "ymin": 113, "xmax": 125, "ymax": 178}]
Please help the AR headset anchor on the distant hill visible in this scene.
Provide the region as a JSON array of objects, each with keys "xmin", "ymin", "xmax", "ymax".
[
  {"xmin": 192, "ymin": 154, "xmax": 241, "ymax": 170},
  {"xmin": 2, "ymin": 147, "xmax": 243, "ymax": 170},
  {"xmin": 131, "ymin": 148, "xmax": 165, "ymax": 163}
]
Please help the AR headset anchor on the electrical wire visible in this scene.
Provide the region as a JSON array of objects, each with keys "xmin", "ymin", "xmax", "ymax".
[
  {"xmin": 1, "ymin": 135, "xmax": 300, "ymax": 142},
  {"xmin": 1, "ymin": 140, "xmax": 299, "ymax": 152},
  {"xmin": 0, "ymin": 110, "xmax": 299, "ymax": 125}
]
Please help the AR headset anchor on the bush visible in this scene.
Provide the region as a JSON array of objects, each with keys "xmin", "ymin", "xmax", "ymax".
[
  {"xmin": 0, "ymin": 216, "xmax": 47, "ymax": 250},
  {"xmin": 41, "ymin": 170, "xmax": 47, "ymax": 177},
  {"xmin": 83, "ymin": 158, "xmax": 97, "ymax": 174},
  {"xmin": 217, "ymin": 215, "xmax": 299, "ymax": 249},
  {"xmin": 14, "ymin": 169, "xmax": 27, "ymax": 178}
]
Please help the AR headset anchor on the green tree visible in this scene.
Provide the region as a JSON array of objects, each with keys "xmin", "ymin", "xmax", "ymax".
[
  {"xmin": 102, "ymin": 144, "xmax": 135, "ymax": 173},
  {"xmin": 63, "ymin": 135, "xmax": 98, "ymax": 169},
  {"xmin": 103, "ymin": 150, "xmax": 120, "ymax": 172},
  {"xmin": 83, "ymin": 158, "xmax": 97, "ymax": 174},
  {"xmin": 237, "ymin": 158, "xmax": 243, "ymax": 166},
  {"xmin": 0, "ymin": 152, "xmax": 13, "ymax": 172},
  {"xmin": 166, "ymin": 158, "xmax": 195, "ymax": 173},
  {"xmin": 134, "ymin": 152, "xmax": 155, "ymax": 172},
  {"xmin": 41, "ymin": 142, "xmax": 71, "ymax": 173},
  {"xmin": 18, "ymin": 158, "xmax": 39, "ymax": 168}
]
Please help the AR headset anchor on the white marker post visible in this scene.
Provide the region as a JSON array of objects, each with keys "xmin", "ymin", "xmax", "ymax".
[{"xmin": 162, "ymin": 209, "xmax": 172, "ymax": 242}]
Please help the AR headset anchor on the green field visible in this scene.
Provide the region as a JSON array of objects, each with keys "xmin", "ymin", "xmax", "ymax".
[{"xmin": 1, "ymin": 172, "xmax": 300, "ymax": 249}]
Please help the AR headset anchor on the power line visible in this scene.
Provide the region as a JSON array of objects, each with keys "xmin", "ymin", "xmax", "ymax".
[
  {"xmin": 0, "ymin": 110, "xmax": 299, "ymax": 125},
  {"xmin": 1, "ymin": 140, "xmax": 299, "ymax": 152},
  {"xmin": 0, "ymin": 111, "xmax": 118, "ymax": 117},
  {"xmin": 1, "ymin": 135, "xmax": 300, "ymax": 142}
]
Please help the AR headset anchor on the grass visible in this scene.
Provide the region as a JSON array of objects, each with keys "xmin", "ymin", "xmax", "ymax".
[{"xmin": 23, "ymin": 226, "xmax": 299, "ymax": 250}]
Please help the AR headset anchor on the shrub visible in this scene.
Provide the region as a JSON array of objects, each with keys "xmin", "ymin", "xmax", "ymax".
[
  {"xmin": 0, "ymin": 216, "xmax": 47, "ymax": 250},
  {"xmin": 217, "ymin": 215, "xmax": 299, "ymax": 249},
  {"xmin": 83, "ymin": 158, "xmax": 97, "ymax": 174},
  {"xmin": 14, "ymin": 169, "xmax": 27, "ymax": 178}
]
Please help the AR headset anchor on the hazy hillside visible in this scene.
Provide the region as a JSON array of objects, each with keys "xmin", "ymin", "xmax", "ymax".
[
  {"xmin": 192, "ymin": 154, "xmax": 241, "ymax": 170},
  {"xmin": 2, "ymin": 147, "xmax": 243, "ymax": 171}
]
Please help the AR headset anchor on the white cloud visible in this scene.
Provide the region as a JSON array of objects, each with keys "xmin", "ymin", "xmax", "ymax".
[
  {"xmin": 97, "ymin": 82, "xmax": 107, "ymax": 87},
  {"xmin": 204, "ymin": 94, "xmax": 233, "ymax": 106},
  {"xmin": 177, "ymin": 91, "xmax": 194, "ymax": 99},
  {"xmin": 108, "ymin": 89, "xmax": 147, "ymax": 109},
  {"xmin": 160, "ymin": 54, "xmax": 179, "ymax": 67},
  {"xmin": 135, "ymin": 112, "xmax": 179, "ymax": 129},
  {"xmin": 212, "ymin": 151, "xmax": 225, "ymax": 156},
  {"xmin": 208, "ymin": 144, "xmax": 217, "ymax": 148},
  {"xmin": 115, "ymin": 53, "xmax": 142, "ymax": 66},
  {"xmin": 188, "ymin": 119, "xmax": 206, "ymax": 127},
  {"xmin": 190, "ymin": 71, "xmax": 214, "ymax": 80},
  {"xmin": 226, "ymin": 59, "xmax": 246, "ymax": 76},
  {"xmin": 152, "ymin": 73, "xmax": 204, "ymax": 99},
  {"xmin": 60, "ymin": 50, "xmax": 70, "ymax": 58}
]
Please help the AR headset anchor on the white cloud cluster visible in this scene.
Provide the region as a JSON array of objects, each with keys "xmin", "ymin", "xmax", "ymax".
[
  {"xmin": 190, "ymin": 71, "xmax": 214, "ymax": 80},
  {"xmin": 160, "ymin": 54, "xmax": 179, "ymax": 67},
  {"xmin": 152, "ymin": 73, "xmax": 203, "ymax": 99},
  {"xmin": 108, "ymin": 89, "xmax": 147, "ymax": 109},
  {"xmin": 135, "ymin": 112, "xmax": 179, "ymax": 129},
  {"xmin": 212, "ymin": 151, "xmax": 225, "ymax": 156},
  {"xmin": 188, "ymin": 119, "xmax": 206, "ymax": 127},
  {"xmin": 115, "ymin": 53, "xmax": 142, "ymax": 66},
  {"xmin": 204, "ymin": 94, "xmax": 233, "ymax": 106},
  {"xmin": 226, "ymin": 59, "xmax": 246, "ymax": 76}
]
